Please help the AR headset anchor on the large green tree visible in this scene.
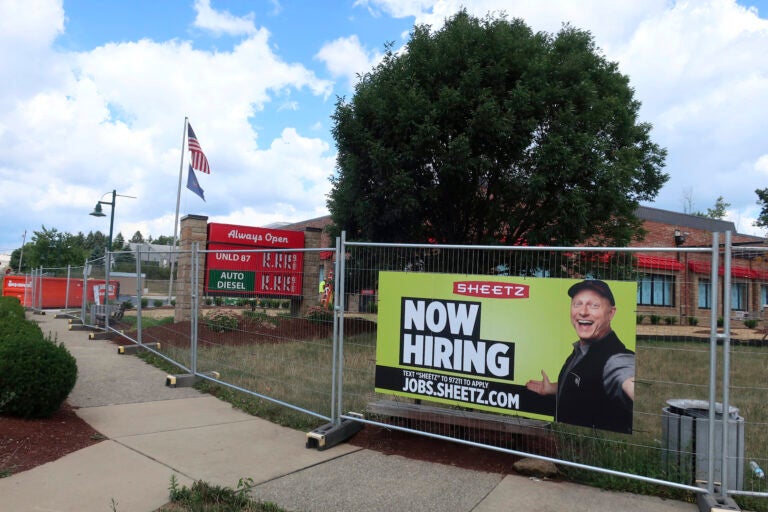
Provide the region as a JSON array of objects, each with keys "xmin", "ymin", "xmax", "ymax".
[
  {"xmin": 754, "ymin": 189, "xmax": 768, "ymax": 230},
  {"xmin": 328, "ymin": 11, "xmax": 667, "ymax": 246},
  {"xmin": 10, "ymin": 226, "xmax": 87, "ymax": 271}
]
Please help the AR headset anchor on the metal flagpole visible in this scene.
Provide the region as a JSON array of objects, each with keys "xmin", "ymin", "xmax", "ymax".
[{"xmin": 168, "ymin": 116, "xmax": 188, "ymax": 305}]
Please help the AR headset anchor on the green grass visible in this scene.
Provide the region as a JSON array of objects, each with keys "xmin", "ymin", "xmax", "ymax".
[
  {"xmin": 121, "ymin": 315, "xmax": 175, "ymax": 328},
  {"xmin": 558, "ymin": 338, "xmax": 768, "ymax": 509},
  {"xmin": 131, "ymin": 317, "xmax": 768, "ymax": 510},
  {"xmin": 150, "ymin": 475, "xmax": 286, "ymax": 512}
]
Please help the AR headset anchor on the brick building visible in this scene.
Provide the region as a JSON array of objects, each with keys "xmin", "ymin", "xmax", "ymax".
[
  {"xmin": 631, "ymin": 206, "xmax": 766, "ymax": 324},
  {"xmin": 281, "ymin": 207, "xmax": 768, "ymax": 323}
]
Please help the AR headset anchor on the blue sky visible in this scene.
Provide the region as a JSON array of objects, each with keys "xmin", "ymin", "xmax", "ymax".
[{"xmin": 1, "ymin": 0, "xmax": 768, "ymax": 254}]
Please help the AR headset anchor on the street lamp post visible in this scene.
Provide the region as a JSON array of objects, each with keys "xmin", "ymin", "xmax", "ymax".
[
  {"xmin": 89, "ymin": 190, "xmax": 136, "ymax": 307},
  {"xmin": 89, "ymin": 190, "xmax": 117, "ymax": 250},
  {"xmin": 89, "ymin": 190, "xmax": 136, "ymax": 251}
]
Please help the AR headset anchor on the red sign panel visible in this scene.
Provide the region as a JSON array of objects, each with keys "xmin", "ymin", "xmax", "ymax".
[
  {"xmin": 208, "ymin": 223, "xmax": 304, "ymax": 248},
  {"xmin": 205, "ymin": 223, "xmax": 305, "ymax": 297}
]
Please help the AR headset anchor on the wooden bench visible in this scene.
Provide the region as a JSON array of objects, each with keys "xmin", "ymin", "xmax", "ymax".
[
  {"xmin": 366, "ymin": 399, "xmax": 550, "ymax": 435},
  {"xmin": 91, "ymin": 302, "xmax": 126, "ymax": 327}
]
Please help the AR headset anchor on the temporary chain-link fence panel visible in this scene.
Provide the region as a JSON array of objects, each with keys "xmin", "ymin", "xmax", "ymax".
[
  {"xmin": 185, "ymin": 246, "xmax": 338, "ymax": 424},
  {"xmin": 98, "ymin": 233, "xmax": 766, "ymax": 505},
  {"xmin": 337, "ymin": 238, "xmax": 765, "ymax": 500}
]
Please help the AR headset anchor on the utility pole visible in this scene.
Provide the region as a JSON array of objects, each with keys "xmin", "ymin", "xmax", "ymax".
[{"xmin": 18, "ymin": 230, "xmax": 26, "ymax": 272}]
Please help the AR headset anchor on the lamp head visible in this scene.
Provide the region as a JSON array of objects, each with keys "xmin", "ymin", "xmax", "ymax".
[{"xmin": 90, "ymin": 202, "xmax": 106, "ymax": 217}]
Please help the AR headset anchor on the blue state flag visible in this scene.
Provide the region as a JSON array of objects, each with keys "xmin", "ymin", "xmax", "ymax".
[{"xmin": 186, "ymin": 164, "xmax": 205, "ymax": 201}]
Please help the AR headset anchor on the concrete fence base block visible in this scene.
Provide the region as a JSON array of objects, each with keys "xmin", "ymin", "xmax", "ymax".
[
  {"xmin": 306, "ymin": 416, "xmax": 364, "ymax": 451},
  {"xmin": 165, "ymin": 371, "xmax": 220, "ymax": 388},
  {"xmin": 89, "ymin": 331, "xmax": 110, "ymax": 340},
  {"xmin": 117, "ymin": 342, "xmax": 161, "ymax": 355},
  {"xmin": 68, "ymin": 323, "xmax": 96, "ymax": 331},
  {"xmin": 68, "ymin": 318, "xmax": 83, "ymax": 325},
  {"xmin": 696, "ymin": 491, "xmax": 741, "ymax": 512}
]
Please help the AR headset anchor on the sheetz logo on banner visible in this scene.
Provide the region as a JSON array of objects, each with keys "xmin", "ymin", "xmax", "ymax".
[{"xmin": 453, "ymin": 281, "xmax": 529, "ymax": 298}]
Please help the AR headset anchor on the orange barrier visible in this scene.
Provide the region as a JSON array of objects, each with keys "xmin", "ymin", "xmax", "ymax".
[{"xmin": 1, "ymin": 275, "xmax": 119, "ymax": 308}]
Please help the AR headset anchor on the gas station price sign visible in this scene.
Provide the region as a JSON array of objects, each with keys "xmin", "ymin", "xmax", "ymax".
[{"xmin": 205, "ymin": 223, "xmax": 304, "ymax": 296}]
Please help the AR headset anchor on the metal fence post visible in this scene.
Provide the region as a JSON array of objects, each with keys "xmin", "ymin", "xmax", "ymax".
[
  {"xmin": 81, "ymin": 262, "xmax": 89, "ymax": 323},
  {"xmin": 334, "ymin": 233, "xmax": 345, "ymax": 424},
  {"xmin": 104, "ymin": 249, "xmax": 111, "ymax": 332},
  {"xmin": 64, "ymin": 265, "xmax": 71, "ymax": 310},
  {"xmin": 706, "ymin": 232, "xmax": 720, "ymax": 495},
  {"xmin": 135, "ymin": 245, "xmax": 143, "ymax": 345},
  {"xmin": 721, "ymin": 231, "xmax": 733, "ymax": 499},
  {"xmin": 36, "ymin": 267, "xmax": 43, "ymax": 311},
  {"xmin": 191, "ymin": 242, "xmax": 199, "ymax": 376}
]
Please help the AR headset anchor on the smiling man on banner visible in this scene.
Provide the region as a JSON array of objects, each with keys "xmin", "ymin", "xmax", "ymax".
[{"xmin": 526, "ymin": 279, "xmax": 635, "ymax": 433}]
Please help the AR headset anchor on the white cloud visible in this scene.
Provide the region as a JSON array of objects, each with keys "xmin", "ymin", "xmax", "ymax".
[
  {"xmin": 193, "ymin": 0, "xmax": 258, "ymax": 37},
  {"xmin": 0, "ymin": 0, "xmax": 64, "ymax": 48},
  {"xmin": 0, "ymin": 0, "xmax": 338, "ymax": 249},
  {"xmin": 2, "ymin": 0, "xmax": 768, "ymax": 250},
  {"xmin": 316, "ymin": 35, "xmax": 384, "ymax": 87},
  {"xmin": 755, "ymin": 155, "xmax": 768, "ymax": 175}
]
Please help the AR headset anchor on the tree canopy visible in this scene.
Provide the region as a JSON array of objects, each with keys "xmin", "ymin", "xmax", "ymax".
[
  {"xmin": 328, "ymin": 11, "xmax": 668, "ymax": 246},
  {"xmin": 8, "ymin": 227, "xmax": 173, "ymax": 272},
  {"xmin": 9, "ymin": 227, "xmax": 87, "ymax": 271},
  {"xmin": 755, "ymin": 189, "xmax": 768, "ymax": 230},
  {"xmin": 697, "ymin": 195, "xmax": 730, "ymax": 220}
]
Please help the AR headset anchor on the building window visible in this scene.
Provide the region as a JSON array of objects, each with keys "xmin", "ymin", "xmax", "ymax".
[
  {"xmin": 637, "ymin": 273, "xmax": 675, "ymax": 307},
  {"xmin": 761, "ymin": 285, "xmax": 768, "ymax": 309},
  {"xmin": 698, "ymin": 279, "xmax": 711, "ymax": 309},
  {"xmin": 731, "ymin": 282, "xmax": 747, "ymax": 311}
]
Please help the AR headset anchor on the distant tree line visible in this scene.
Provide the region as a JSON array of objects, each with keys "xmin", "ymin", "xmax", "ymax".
[{"xmin": 8, "ymin": 227, "xmax": 175, "ymax": 273}]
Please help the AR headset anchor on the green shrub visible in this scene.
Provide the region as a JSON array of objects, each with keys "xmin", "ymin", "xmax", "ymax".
[
  {"xmin": 153, "ymin": 299, "xmax": 164, "ymax": 308},
  {"xmin": 744, "ymin": 319, "xmax": 759, "ymax": 329},
  {"xmin": 0, "ymin": 335, "xmax": 78, "ymax": 418},
  {"xmin": 122, "ymin": 300, "xmax": 135, "ymax": 310},
  {"xmin": 243, "ymin": 309, "xmax": 280, "ymax": 326},
  {"xmin": 687, "ymin": 316, "xmax": 699, "ymax": 326},
  {"xmin": 306, "ymin": 306, "xmax": 333, "ymax": 323},
  {"xmin": 0, "ymin": 296, "xmax": 25, "ymax": 320},
  {"xmin": 717, "ymin": 317, "xmax": 724, "ymax": 328},
  {"xmin": 0, "ymin": 316, "xmax": 44, "ymax": 345},
  {"xmin": 663, "ymin": 316, "xmax": 678, "ymax": 325},
  {"xmin": 141, "ymin": 297, "xmax": 149, "ymax": 308},
  {"xmin": 202, "ymin": 310, "xmax": 239, "ymax": 332},
  {"xmin": 636, "ymin": 314, "xmax": 645, "ymax": 325},
  {"xmin": 649, "ymin": 314, "xmax": 661, "ymax": 325}
]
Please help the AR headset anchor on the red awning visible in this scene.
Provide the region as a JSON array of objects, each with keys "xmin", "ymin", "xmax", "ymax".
[
  {"xmin": 688, "ymin": 261, "xmax": 759, "ymax": 279},
  {"xmin": 688, "ymin": 261, "xmax": 711, "ymax": 275},
  {"xmin": 732, "ymin": 266, "xmax": 758, "ymax": 279},
  {"xmin": 635, "ymin": 255, "xmax": 683, "ymax": 271}
]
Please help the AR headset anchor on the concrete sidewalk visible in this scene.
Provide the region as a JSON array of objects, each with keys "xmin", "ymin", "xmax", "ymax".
[{"xmin": 0, "ymin": 313, "xmax": 699, "ymax": 512}]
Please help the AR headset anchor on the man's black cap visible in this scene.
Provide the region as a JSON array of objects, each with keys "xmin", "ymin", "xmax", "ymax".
[{"xmin": 567, "ymin": 279, "xmax": 615, "ymax": 306}]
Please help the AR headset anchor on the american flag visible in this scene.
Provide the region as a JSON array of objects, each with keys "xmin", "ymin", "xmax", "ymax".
[{"xmin": 187, "ymin": 122, "xmax": 211, "ymax": 174}]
